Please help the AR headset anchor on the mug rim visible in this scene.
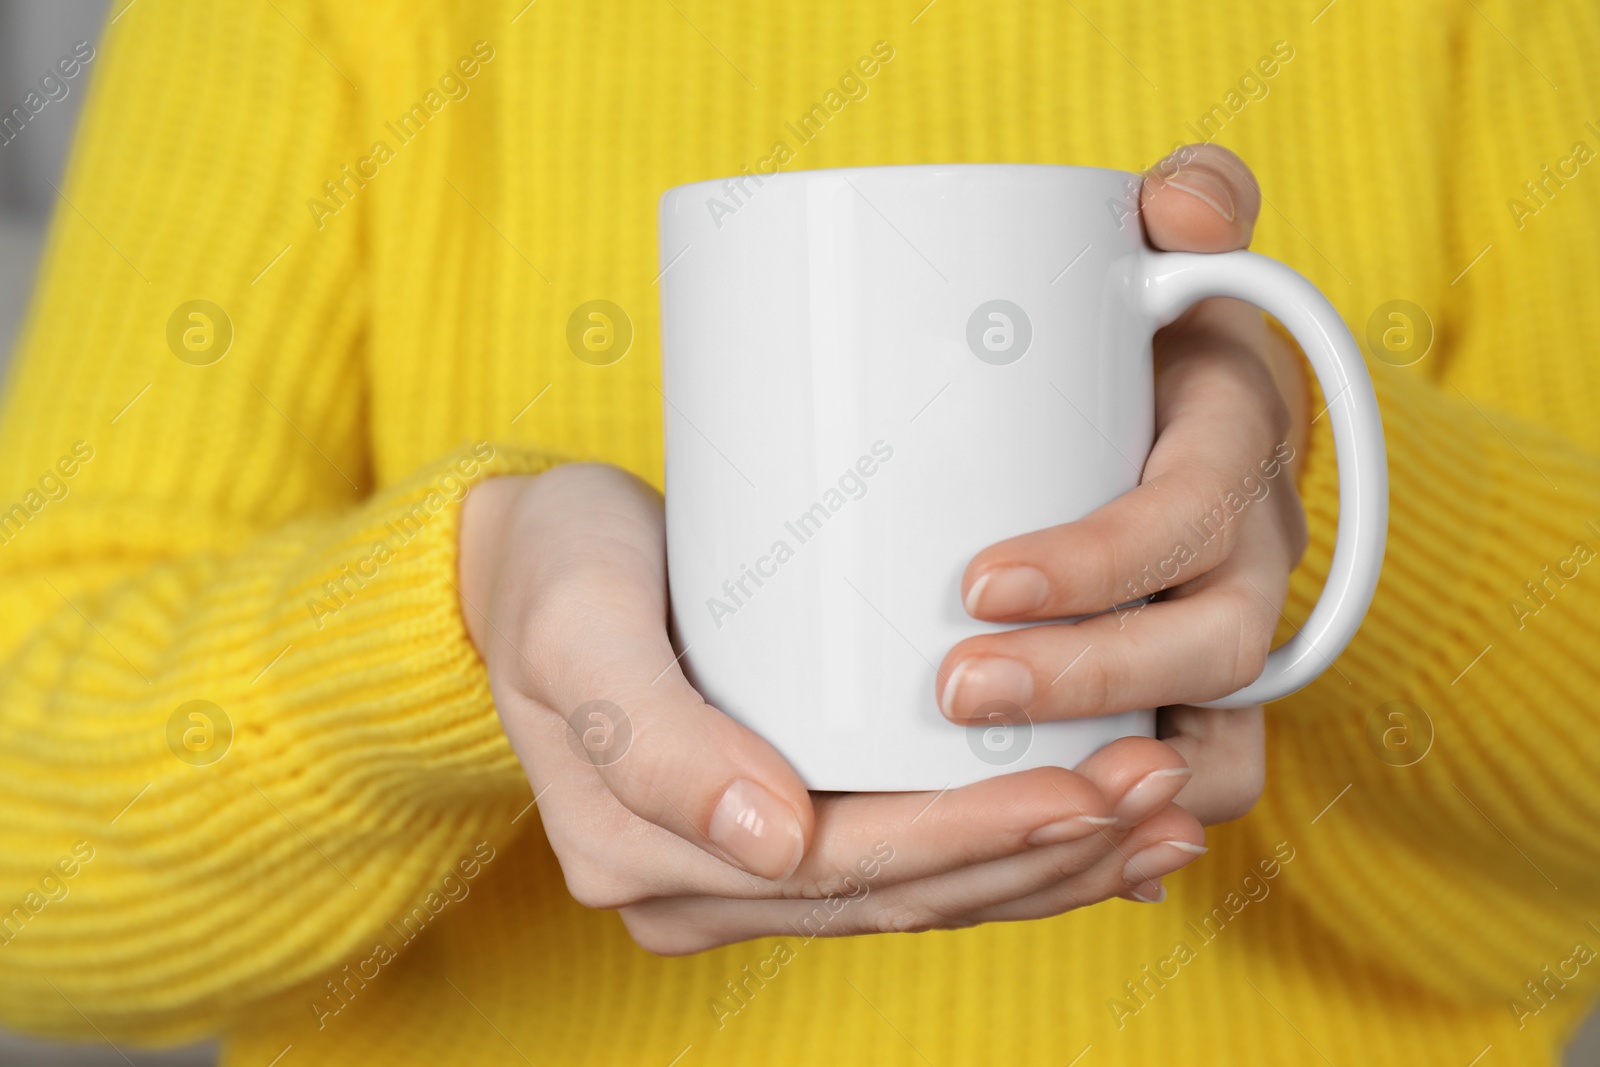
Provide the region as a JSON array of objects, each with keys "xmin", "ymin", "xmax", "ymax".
[{"xmin": 659, "ymin": 161, "xmax": 1136, "ymax": 206}]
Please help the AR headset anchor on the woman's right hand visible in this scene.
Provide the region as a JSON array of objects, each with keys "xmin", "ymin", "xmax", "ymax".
[{"xmin": 457, "ymin": 462, "xmax": 1208, "ymax": 954}]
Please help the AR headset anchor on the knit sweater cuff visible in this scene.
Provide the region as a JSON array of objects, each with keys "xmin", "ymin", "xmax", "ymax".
[
  {"xmin": 0, "ymin": 443, "xmax": 560, "ymax": 1039},
  {"xmin": 261, "ymin": 441, "xmax": 559, "ymax": 802}
]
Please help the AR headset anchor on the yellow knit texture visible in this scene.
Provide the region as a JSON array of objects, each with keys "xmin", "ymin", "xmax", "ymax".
[{"xmin": 1, "ymin": 1, "xmax": 1598, "ymax": 1064}]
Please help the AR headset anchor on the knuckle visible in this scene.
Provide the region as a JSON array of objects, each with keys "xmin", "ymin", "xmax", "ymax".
[
  {"xmin": 1067, "ymin": 650, "xmax": 1115, "ymax": 716},
  {"xmin": 559, "ymin": 855, "xmax": 647, "ymax": 911},
  {"xmin": 1040, "ymin": 875, "xmax": 1095, "ymax": 912},
  {"xmin": 1049, "ymin": 849, "xmax": 1092, "ymax": 882},
  {"xmin": 1074, "ymin": 525, "xmax": 1125, "ymax": 606},
  {"xmin": 599, "ymin": 725, "xmax": 665, "ymax": 793},
  {"xmin": 594, "ymin": 725, "xmax": 707, "ymax": 827},
  {"xmin": 866, "ymin": 899, "xmax": 957, "ymax": 935},
  {"xmin": 1219, "ymin": 591, "xmax": 1273, "ymax": 691},
  {"xmin": 1198, "ymin": 486, "xmax": 1247, "ymax": 560},
  {"xmin": 1282, "ymin": 498, "xmax": 1311, "ymax": 563},
  {"xmin": 1233, "ymin": 763, "xmax": 1268, "ymax": 820},
  {"xmin": 789, "ymin": 871, "xmax": 867, "ymax": 902},
  {"xmin": 619, "ymin": 906, "xmax": 706, "ymax": 957},
  {"xmin": 1206, "ymin": 771, "xmax": 1266, "ymax": 826},
  {"xmin": 1161, "ymin": 466, "xmax": 1241, "ymax": 563},
  {"xmin": 1263, "ymin": 393, "xmax": 1294, "ymax": 447}
]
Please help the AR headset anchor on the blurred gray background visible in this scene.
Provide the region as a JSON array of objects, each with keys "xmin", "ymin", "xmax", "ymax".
[{"xmin": 1, "ymin": 2, "xmax": 1597, "ymax": 1065}]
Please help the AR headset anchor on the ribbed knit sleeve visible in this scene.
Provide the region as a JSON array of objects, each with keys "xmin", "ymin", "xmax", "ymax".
[
  {"xmin": 1232, "ymin": 0, "xmax": 1600, "ymax": 1012},
  {"xmin": 1244, "ymin": 356, "xmax": 1600, "ymax": 1004},
  {"xmin": 0, "ymin": 2, "xmax": 553, "ymax": 1041}
]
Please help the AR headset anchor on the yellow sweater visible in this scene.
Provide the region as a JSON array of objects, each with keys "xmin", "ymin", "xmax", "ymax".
[{"xmin": 2, "ymin": 1, "xmax": 1599, "ymax": 1063}]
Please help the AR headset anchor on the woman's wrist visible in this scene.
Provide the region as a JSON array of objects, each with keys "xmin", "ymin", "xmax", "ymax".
[{"xmin": 458, "ymin": 475, "xmax": 539, "ymax": 658}]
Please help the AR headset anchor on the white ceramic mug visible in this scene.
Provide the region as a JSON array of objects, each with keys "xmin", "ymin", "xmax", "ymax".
[{"xmin": 658, "ymin": 163, "xmax": 1386, "ymax": 792}]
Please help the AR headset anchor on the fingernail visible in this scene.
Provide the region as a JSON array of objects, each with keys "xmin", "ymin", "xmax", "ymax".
[
  {"xmin": 1126, "ymin": 879, "xmax": 1167, "ymax": 904},
  {"xmin": 965, "ymin": 566, "xmax": 1050, "ymax": 617},
  {"xmin": 1026, "ymin": 814, "xmax": 1117, "ymax": 846},
  {"xmin": 941, "ymin": 657, "xmax": 1035, "ymax": 720},
  {"xmin": 1122, "ymin": 840, "xmax": 1208, "ymax": 886},
  {"xmin": 1166, "ymin": 170, "xmax": 1235, "ymax": 222},
  {"xmin": 1111, "ymin": 767, "xmax": 1194, "ymax": 829},
  {"xmin": 708, "ymin": 779, "xmax": 805, "ymax": 881}
]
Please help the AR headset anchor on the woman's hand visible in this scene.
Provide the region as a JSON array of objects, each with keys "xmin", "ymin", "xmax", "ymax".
[
  {"xmin": 457, "ymin": 463, "xmax": 1208, "ymax": 954},
  {"xmin": 939, "ymin": 144, "xmax": 1310, "ymax": 848}
]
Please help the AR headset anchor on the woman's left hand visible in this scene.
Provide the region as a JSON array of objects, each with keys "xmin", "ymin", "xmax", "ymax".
[{"xmin": 937, "ymin": 144, "xmax": 1310, "ymax": 897}]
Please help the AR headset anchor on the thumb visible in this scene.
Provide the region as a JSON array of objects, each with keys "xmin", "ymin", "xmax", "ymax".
[
  {"xmin": 1140, "ymin": 142, "xmax": 1262, "ymax": 252},
  {"xmin": 561, "ymin": 659, "xmax": 814, "ymax": 882},
  {"xmin": 496, "ymin": 465, "xmax": 813, "ymax": 881}
]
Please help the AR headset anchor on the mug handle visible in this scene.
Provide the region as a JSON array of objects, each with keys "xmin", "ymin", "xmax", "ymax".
[{"xmin": 1141, "ymin": 250, "xmax": 1389, "ymax": 707}]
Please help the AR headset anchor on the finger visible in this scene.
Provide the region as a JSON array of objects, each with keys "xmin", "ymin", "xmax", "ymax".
[
  {"xmin": 534, "ymin": 754, "xmax": 1124, "ymax": 908},
  {"xmin": 1071, "ymin": 735, "xmax": 1194, "ymax": 830},
  {"xmin": 1157, "ymin": 703, "xmax": 1266, "ymax": 826},
  {"xmin": 623, "ymin": 734, "xmax": 1184, "ymax": 903},
  {"xmin": 960, "ymin": 300, "xmax": 1295, "ymax": 622},
  {"xmin": 780, "ymin": 740, "xmax": 1189, "ymax": 907},
  {"xmin": 790, "ymin": 766, "xmax": 1116, "ymax": 890},
  {"xmin": 1140, "ymin": 142, "xmax": 1262, "ymax": 252},
  {"xmin": 938, "ymin": 520, "xmax": 1294, "ymax": 722},
  {"xmin": 853, "ymin": 803, "xmax": 1201, "ymax": 932},
  {"xmin": 777, "ymin": 736, "xmax": 1184, "ymax": 895},
  {"xmin": 619, "ymin": 826, "xmax": 1121, "ymax": 953},
  {"xmin": 623, "ymin": 801, "xmax": 1208, "ymax": 954},
  {"xmin": 960, "ymin": 803, "xmax": 1206, "ymax": 923},
  {"xmin": 498, "ymin": 464, "xmax": 813, "ymax": 881}
]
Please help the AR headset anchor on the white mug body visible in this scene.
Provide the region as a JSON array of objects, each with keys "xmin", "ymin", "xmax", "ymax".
[{"xmin": 659, "ymin": 164, "xmax": 1159, "ymax": 792}]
